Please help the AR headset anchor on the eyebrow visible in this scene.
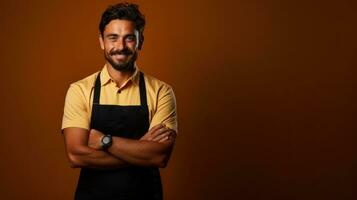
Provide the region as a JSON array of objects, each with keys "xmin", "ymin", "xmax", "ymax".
[
  {"xmin": 105, "ymin": 33, "xmax": 136, "ymax": 38},
  {"xmin": 106, "ymin": 33, "xmax": 119, "ymax": 38}
]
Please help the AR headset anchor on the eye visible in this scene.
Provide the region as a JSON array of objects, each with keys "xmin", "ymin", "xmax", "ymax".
[
  {"xmin": 125, "ymin": 35, "xmax": 136, "ymax": 42},
  {"xmin": 109, "ymin": 37, "xmax": 117, "ymax": 41},
  {"xmin": 107, "ymin": 35, "xmax": 118, "ymax": 41}
]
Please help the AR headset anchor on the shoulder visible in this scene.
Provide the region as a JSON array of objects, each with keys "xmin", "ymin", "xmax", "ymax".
[
  {"xmin": 65, "ymin": 71, "xmax": 99, "ymax": 101},
  {"xmin": 70, "ymin": 71, "xmax": 99, "ymax": 91},
  {"xmin": 67, "ymin": 71, "xmax": 99, "ymax": 95},
  {"xmin": 143, "ymin": 72, "xmax": 174, "ymax": 94}
]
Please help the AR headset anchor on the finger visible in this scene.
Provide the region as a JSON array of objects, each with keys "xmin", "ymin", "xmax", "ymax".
[
  {"xmin": 90, "ymin": 129, "xmax": 102, "ymax": 136},
  {"xmin": 153, "ymin": 129, "xmax": 174, "ymax": 141},
  {"xmin": 90, "ymin": 128, "xmax": 100, "ymax": 133},
  {"xmin": 158, "ymin": 136, "xmax": 169, "ymax": 143},
  {"xmin": 89, "ymin": 129, "xmax": 97, "ymax": 136},
  {"xmin": 151, "ymin": 127, "xmax": 171, "ymax": 138},
  {"xmin": 152, "ymin": 132, "xmax": 171, "ymax": 142},
  {"xmin": 148, "ymin": 123, "xmax": 164, "ymax": 134}
]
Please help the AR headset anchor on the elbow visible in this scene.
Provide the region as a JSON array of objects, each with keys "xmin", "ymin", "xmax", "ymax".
[
  {"xmin": 152, "ymin": 145, "xmax": 174, "ymax": 168},
  {"xmin": 67, "ymin": 152, "xmax": 84, "ymax": 168},
  {"xmin": 153, "ymin": 154, "xmax": 169, "ymax": 168},
  {"xmin": 158, "ymin": 161, "xmax": 168, "ymax": 168}
]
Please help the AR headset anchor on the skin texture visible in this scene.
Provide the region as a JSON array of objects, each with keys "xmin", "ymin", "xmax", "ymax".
[
  {"xmin": 63, "ymin": 124, "xmax": 175, "ymax": 169},
  {"xmin": 63, "ymin": 19, "xmax": 177, "ymax": 169},
  {"xmin": 89, "ymin": 124, "xmax": 176, "ymax": 168},
  {"xmin": 63, "ymin": 127, "xmax": 129, "ymax": 169},
  {"xmin": 99, "ymin": 19, "xmax": 138, "ymax": 87}
]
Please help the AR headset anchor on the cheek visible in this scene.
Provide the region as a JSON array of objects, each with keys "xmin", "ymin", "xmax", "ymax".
[
  {"xmin": 104, "ymin": 44, "xmax": 115, "ymax": 53},
  {"xmin": 124, "ymin": 40, "xmax": 136, "ymax": 48},
  {"xmin": 104, "ymin": 41, "xmax": 114, "ymax": 49}
]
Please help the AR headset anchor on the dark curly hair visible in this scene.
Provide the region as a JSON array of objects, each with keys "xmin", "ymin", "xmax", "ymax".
[{"xmin": 99, "ymin": 2, "xmax": 146, "ymax": 49}]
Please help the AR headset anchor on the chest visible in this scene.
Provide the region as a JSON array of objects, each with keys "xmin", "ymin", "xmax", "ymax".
[
  {"xmin": 88, "ymin": 72, "xmax": 154, "ymax": 138},
  {"xmin": 86, "ymin": 83, "xmax": 157, "ymax": 123}
]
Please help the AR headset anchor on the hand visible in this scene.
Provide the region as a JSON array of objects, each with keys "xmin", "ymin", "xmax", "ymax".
[
  {"xmin": 88, "ymin": 129, "xmax": 104, "ymax": 150},
  {"xmin": 140, "ymin": 123, "xmax": 174, "ymax": 143}
]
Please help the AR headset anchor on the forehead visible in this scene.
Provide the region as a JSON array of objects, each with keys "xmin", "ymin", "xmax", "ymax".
[{"xmin": 103, "ymin": 19, "xmax": 136, "ymax": 36}]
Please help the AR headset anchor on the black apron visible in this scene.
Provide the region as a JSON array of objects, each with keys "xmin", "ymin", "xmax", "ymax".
[{"xmin": 75, "ymin": 72, "xmax": 163, "ymax": 200}]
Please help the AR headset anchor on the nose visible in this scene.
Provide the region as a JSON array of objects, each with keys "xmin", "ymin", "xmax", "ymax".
[{"xmin": 114, "ymin": 38, "xmax": 126, "ymax": 50}]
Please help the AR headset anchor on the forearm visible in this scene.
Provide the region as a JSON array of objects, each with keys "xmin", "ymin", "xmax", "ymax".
[
  {"xmin": 68, "ymin": 145, "xmax": 129, "ymax": 169},
  {"xmin": 107, "ymin": 137, "xmax": 174, "ymax": 168}
]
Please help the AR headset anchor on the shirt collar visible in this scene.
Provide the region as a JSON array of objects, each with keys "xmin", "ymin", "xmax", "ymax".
[{"xmin": 100, "ymin": 64, "xmax": 140, "ymax": 87}]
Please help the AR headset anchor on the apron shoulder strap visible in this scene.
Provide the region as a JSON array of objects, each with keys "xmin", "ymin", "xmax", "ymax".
[
  {"xmin": 93, "ymin": 72, "xmax": 101, "ymax": 105},
  {"xmin": 139, "ymin": 72, "xmax": 148, "ymax": 106}
]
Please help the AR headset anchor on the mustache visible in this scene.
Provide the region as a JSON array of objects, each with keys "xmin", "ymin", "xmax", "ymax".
[{"xmin": 109, "ymin": 48, "xmax": 134, "ymax": 56}]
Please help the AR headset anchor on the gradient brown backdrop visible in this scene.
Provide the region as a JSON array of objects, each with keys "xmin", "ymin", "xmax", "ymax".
[{"xmin": 0, "ymin": 0, "xmax": 356, "ymax": 199}]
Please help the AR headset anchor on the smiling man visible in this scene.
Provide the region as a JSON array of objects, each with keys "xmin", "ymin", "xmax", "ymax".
[{"xmin": 61, "ymin": 3, "xmax": 177, "ymax": 200}]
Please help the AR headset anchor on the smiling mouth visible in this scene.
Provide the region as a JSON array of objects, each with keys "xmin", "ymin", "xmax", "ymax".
[{"xmin": 112, "ymin": 54, "xmax": 127, "ymax": 59}]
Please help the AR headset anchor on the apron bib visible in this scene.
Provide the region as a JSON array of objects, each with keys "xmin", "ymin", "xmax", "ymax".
[{"xmin": 75, "ymin": 72, "xmax": 163, "ymax": 200}]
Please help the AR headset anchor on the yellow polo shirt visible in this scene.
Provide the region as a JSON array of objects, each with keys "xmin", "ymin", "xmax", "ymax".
[{"xmin": 61, "ymin": 64, "xmax": 178, "ymax": 133}]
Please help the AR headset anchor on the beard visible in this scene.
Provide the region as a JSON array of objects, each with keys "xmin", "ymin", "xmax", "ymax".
[{"xmin": 104, "ymin": 47, "xmax": 137, "ymax": 72}]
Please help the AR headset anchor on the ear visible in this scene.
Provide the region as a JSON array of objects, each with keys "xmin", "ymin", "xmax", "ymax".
[
  {"xmin": 134, "ymin": 29, "xmax": 144, "ymax": 50},
  {"xmin": 134, "ymin": 29, "xmax": 140, "ymax": 50},
  {"xmin": 99, "ymin": 34, "xmax": 105, "ymax": 50},
  {"xmin": 138, "ymin": 34, "xmax": 144, "ymax": 50}
]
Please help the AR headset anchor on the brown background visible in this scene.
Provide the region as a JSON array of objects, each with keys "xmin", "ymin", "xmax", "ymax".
[{"xmin": 0, "ymin": 0, "xmax": 356, "ymax": 199}]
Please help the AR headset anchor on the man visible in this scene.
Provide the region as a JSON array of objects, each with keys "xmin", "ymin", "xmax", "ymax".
[{"xmin": 61, "ymin": 3, "xmax": 177, "ymax": 200}]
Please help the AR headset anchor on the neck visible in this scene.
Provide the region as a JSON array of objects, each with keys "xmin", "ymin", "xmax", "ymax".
[{"xmin": 106, "ymin": 62, "xmax": 135, "ymax": 87}]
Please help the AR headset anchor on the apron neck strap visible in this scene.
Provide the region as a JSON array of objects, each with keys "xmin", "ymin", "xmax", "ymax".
[{"xmin": 92, "ymin": 71, "xmax": 147, "ymax": 106}]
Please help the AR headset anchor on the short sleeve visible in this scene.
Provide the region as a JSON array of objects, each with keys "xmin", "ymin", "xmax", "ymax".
[
  {"xmin": 149, "ymin": 85, "xmax": 178, "ymax": 133},
  {"xmin": 61, "ymin": 84, "xmax": 90, "ymax": 130}
]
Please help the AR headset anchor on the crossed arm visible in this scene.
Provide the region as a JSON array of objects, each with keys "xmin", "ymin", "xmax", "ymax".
[{"xmin": 63, "ymin": 124, "xmax": 176, "ymax": 169}]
